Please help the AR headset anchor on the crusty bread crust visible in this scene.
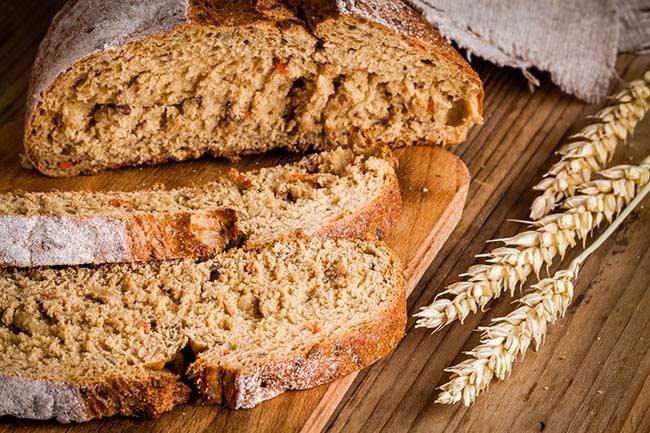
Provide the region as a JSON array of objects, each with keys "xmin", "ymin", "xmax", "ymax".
[
  {"xmin": 186, "ymin": 261, "xmax": 406, "ymax": 409},
  {"xmin": 76, "ymin": 372, "xmax": 190, "ymax": 420},
  {"xmin": 0, "ymin": 208, "xmax": 239, "ymax": 268},
  {"xmin": 125, "ymin": 209, "xmax": 239, "ymax": 264},
  {"xmin": 316, "ymin": 163, "xmax": 401, "ymax": 242},
  {"xmin": 24, "ymin": 0, "xmax": 483, "ymax": 177},
  {"xmin": 0, "ymin": 371, "xmax": 189, "ymax": 423}
]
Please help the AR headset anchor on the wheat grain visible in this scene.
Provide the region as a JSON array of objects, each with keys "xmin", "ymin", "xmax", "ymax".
[
  {"xmin": 435, "ymin": 270, "xmax": 576, "ymax": 406},
  {"xmin": 436, "ymin": 176, "xmax": 650, "ymax": 406},
  {"xmin": 415, "ymin": 157, "xmax": 650, "ymax": 331},
  {"xmin": 415, "ymin": 73, "xmax": 649, "ymax": 332},
  {"xmin": 530, "ymin": 71, "xmax": 650, "ymax": 220}
]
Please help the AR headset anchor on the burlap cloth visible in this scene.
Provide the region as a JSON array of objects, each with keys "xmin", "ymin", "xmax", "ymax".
[{"xmin": 407, "ymin": 0, "xmax": 650, "ymax": 102}]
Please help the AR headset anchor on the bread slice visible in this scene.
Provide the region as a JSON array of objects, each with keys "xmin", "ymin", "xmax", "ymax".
[
  {"xmin": 0, "ymin": 147, "xmax": 400, "ymax": 267},
  {"xmin": 25, "ymin": 0, "xmax": 483, "ymax": 177},
  {"xmin": 0, "ymin": 237, "xmax": 405, "ymax": 422}
]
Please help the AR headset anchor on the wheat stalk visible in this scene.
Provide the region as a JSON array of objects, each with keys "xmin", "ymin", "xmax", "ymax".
[
  {"xmin": 414, "ymin": 157, "xmax": 650, "ymax": 331},
  {"xmin": 530, "ymin": 71, "xmax": 650, "ymax": 220},
  {"xmin": 435, "ymin": 175, "xmax": 650, "ymax": 406}
]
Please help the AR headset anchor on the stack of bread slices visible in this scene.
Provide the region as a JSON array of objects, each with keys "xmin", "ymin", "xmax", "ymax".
[{"xmin": 0, "ymin": 0, "xmax": 483, "ymax": 423}]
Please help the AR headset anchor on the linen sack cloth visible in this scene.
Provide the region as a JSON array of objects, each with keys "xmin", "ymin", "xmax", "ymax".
[{"xmin": 407, "ymin": 0, "xmax": 650, "ymax": 102}]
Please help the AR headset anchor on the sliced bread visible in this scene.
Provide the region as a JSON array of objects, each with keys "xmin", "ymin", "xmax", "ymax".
[
  {"xmin": 0, "ymin": 147, "xmax": 400, "ymax": 267},
  {"xmin": 0, "ymin": 237, "xmax": 405, "ymax": 422},
  {"xmin": 25, "ymin": 0, "xmax": 483, "ymax": 177}
]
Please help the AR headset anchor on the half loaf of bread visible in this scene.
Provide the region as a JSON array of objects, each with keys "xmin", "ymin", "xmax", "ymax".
[
  {"xmin": 25, "ymin": 0, "xmax": 483, "ymax": 176},
  {"xmin": 0, "ymin": 147, "xmax": 400, "ymax": 267},
  {"xmin": 0, "ymin": 237, "xmax": 405, "ymax": 422}
]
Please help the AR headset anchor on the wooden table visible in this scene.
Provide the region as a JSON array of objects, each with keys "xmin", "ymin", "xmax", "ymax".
[{"xmin": 1, "ymin": 2, "xmax": 650, "ymax": 432}]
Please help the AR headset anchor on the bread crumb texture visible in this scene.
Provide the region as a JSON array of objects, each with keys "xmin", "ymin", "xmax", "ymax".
[
  {"xmin": 26, "ymin": 0, "xmax": 483, "ymax": 176},
  {"xmin": 0, "ymin": 148, "xmax": 397, "ymax": 256},
  {"xmin": 0, "ymin": 237, "xmax": 405, "ymax": 420}
]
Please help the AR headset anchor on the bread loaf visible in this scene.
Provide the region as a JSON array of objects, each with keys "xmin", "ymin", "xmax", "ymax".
[
  {"xmin": 0, "ymin": 147, "xmax": 400, "ymax": 267},
  {"xmin": 0, "ymin": 237, "xmax": 405, "ymax": 422},
  {"xmin": 25, "ymin": 0, "xmax": 483, "ymax": 177}
]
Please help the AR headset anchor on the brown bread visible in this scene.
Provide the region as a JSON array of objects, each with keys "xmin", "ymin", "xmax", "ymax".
[
  {"xmin": 25, "ymin": 0, "xmax": 483, "ymax": 177},
  {"xmin": 0, "ymin": 237, "xmax": 405, "ymax": 422},
  {"xmin": 0, "ymin": 147, "xmax": 400, "ymax": 267}
]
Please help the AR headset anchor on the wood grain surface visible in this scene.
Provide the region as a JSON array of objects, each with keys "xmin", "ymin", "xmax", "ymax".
[
  {"xmin": 323, "ymin": 56, "xmax": 650, "ymax": 433},
  {"xmin": 1, "ymin": 2, "xmax": 650, "ymax": 433}
]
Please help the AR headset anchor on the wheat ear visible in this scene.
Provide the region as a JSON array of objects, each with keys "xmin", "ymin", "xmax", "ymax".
[
  {"xmin": 414, "ymin": 70, "xmax": 650, "ymax": 332},
  {"xmin": 414, "ymin": 157, "xmax": 650, "ymax": 330},
  {"xmin": 530, "ymin": 71, "xmax": 650, "ymax": 220},
  {"xmin": 435, "ymin": 170, "xmax": 650, "ymax": 406}
]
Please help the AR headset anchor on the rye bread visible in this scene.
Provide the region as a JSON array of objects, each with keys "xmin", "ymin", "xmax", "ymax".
[
  {"xmin": 0, "ymin": 237, "xmax": 405, "ymax": 422},
  {"xmin": 25, "ymin": 0, "xmax": 483, "ymax": 177},
  {"xmin": 0, "ymin": 147, "xmax": 400, "ymax": 267}
]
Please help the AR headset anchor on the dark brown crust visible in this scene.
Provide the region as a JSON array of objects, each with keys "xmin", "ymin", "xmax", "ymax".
[
  {"xmin": 188, "ymin": 0, "xmax": 300, "ymax": 26},
  {"xmin": 125, "ymin": 208, "xmax": 240, "ymax": 263},
  {"xmin": 186, "ymin": 267, "xmax": 406, "ymax": 409},
  {"xmin": 77, "ymin": 371, "xmax": 190, "ymax": 420}
]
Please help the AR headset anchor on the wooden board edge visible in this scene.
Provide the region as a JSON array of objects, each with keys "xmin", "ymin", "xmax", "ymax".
[
  {"xmin": 298, "ymin": 152, "xmax": 470, "ymax": 433},
  {"xmin": 402, "ymin": 160, "xmax": 469, "ymax": 295}
]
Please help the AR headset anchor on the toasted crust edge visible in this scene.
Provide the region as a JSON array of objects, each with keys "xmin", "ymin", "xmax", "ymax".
[
  {"xmin": 125, "ymin": 208, "xmax": 240, "ymax": 263},
  {"xmin": 316, "ymin": 166, "xmax": 401, "ymax": 242},
  {"xmin": 0, "ymin": 371, "xmax": 190, "ymax": 423},
  {"xmin": 0, "ymin": 208, "xmax": 239, "ymax": 268},
  {"xmin": 186, "ymin": 264, "xmax": 405, "ymax": 409}
]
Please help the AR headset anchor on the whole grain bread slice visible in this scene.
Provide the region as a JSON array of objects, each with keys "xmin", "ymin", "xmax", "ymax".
[
  {"xmin": 25, "ymin": 0, "xmax": 483, "ymax": 177},
  {"xmin": 0, "ymin": 147, "xmax": 400, "ymax": 267},
  {"xmin": 0, "ymin": 237, "xmax": 405, "ymax": 422}
]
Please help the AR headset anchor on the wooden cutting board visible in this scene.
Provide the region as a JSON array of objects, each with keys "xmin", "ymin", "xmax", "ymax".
[{"xmin": 0, "ymin": 118, "xmax": 470, "ymax": 433}]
